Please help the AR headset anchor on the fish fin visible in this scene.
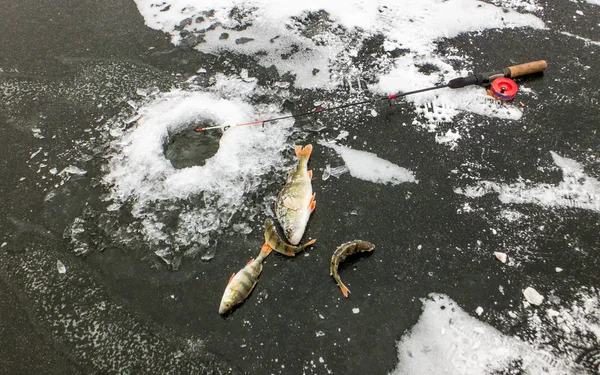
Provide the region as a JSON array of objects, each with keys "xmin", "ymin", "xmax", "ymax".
[
  {"xmin": 227, "ymin": 273, "xmax": 236, "ymax": 285},
  {"xmin": 295, "ymin": 144, "xmax": 313, "ymax": 160},
  {"xmin": 283, "ymin": 197, "xmax": 299, "ymax": 210},
  {"xmin": 303, "ymin": 238, "xmax": 316, "ymax": 248},
  {"xmin": 259, "ymin": 243, "xmax": 273, "ymax": 258},
  {"xmin": 307, "ymin": 193, "xmax": 316, "ymax": 211},
  {"xmin": 308, "ymin": 170, "xmax": 313, "ymax": 179},
  {"xmin": 246, "ymin": 258, "xmax": 254, "ymax": 266},
  {"xmin": 339, "ymin": 283, "xmax": 350, "ymax": 297}
]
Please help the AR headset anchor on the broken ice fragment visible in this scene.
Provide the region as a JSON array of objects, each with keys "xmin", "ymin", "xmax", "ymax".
[
  {"xmin": 494, "ymin": 252, "xmax": 507, "ymax": 263},
  {"xmin": 201, "ymin": 247, "xmax": 216, "ymax": 261},
  {"xmin": 335, "ymin": 130, "xmax": 349, "ymax": 140},
  {"xmin": 155, "ymin": 248, "xmax": 173, "ymax": 265},
  {"xmin": 352, "ymin": 308, "xmax": 360, "ymax": 314},
  {"xmin": 315, "ymin": 331, "xmax": 325, "ymax": 337},
  {"xmin": 232, "ymin": 223, "xmax": 252, "ymax": 235},
  {"xmin": 30, "ymin": 147, "xmax": 43, "ymax": 159},
  {"xmin": 322, "ymin": 164, "xmax": 349, "ymax": 181},
  {"xmin": 57, "ymin": 260, "xmax": 67, "ymax": 274},
  {"xmin": 523, "ymin": 287, "xmax": 544, "ymax": 306},
  {"xmin": 32, "ymin": 128, "xmax": 45, "ymax": 139},
  {"xmin": 475, "ymin": 306, "xmax": 483, "ymax": 316},
  {"xmin": 322, "ymin": 165, "xmax": 331, "ymax": 181},
  {"xmin": 59, "ymin": 166, "xmax": 87, "ymax": 176},
  {"xmin": 555, "ymin": 267, "xmax": 563, "ymax": 272}
]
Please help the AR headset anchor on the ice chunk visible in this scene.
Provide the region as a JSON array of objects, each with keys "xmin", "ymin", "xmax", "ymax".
[
  {"xmin": 59, "ymin": 166, "xmax": 87, "ymax": 176},
  {"xmin": 155, "ymin": 248, "xmax": 173, "ymax": 265},
  {"xmin": 319, "ymin": 141, "xmax": 416, "ymax": 185},
  {"xmin": 57, "ymin": 260, "xmax": 67, "ymax": 274},
  {"xmin": 523, "ymin": 287, "xmax": 544, "ymax": 306},
  {"xmin": 335, "ymin": 130, "xmax": 349, "ymax": 141},
  {"xmin": 322, "ymin": 164, "xmax": 349, "ymax": 181},
  {"xmin": 232, "ymin": 223, "xmax": 253, "ymax": 235},
  {"xmin": 352, "ymin": 308, "xmax": 360, "ymax": 314},
  {"xmin": 555, "ymin": 267, "xmax": 563, "ymax": 272},
  {"xmin": 201, "ymin": 247, "xmax": 216, "ymax": 261},
  {"xmin": 494, "ymin": 252, "xmax": 507, "ymax": 263},
  {"xmin": 475, "ymin": 306, "xmax": 483, "ymax": 316},
  {"xmin": 30, "ymin": 147, "xmax": 43, "ymax": 159},
  {"xmin": 315, "ymin": 331, "xmax": 325, "ymax": 337},
  {"xmin": 32, "ymin": 128, "xmax": 45, "ymax": 139}
]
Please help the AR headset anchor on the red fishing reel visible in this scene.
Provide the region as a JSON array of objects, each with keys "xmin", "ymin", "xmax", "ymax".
[{"xmin": 489, "ymin": 77, "xmax": 518, "ymax": 100}]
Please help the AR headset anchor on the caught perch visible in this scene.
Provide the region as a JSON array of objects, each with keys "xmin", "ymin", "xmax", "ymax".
[
  {"xmin": 264, "ymin": 218, "xmax": 316, "ymax": 257},
  {"xmin": 275, "ymin": 144, "xmax": 316, "ymax": 245},
  {"xmin": 330, "ymin": 240, "xmax": 375, "ymax": 297},
  {"xmin": 219, "ymin": 244, "xmax": 272, "ymax": 315}
]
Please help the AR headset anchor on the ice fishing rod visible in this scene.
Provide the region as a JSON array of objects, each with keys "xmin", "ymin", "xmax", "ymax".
[{"xmin": 194, "ymin": 60, "xmax": 547, "ymax": 132}]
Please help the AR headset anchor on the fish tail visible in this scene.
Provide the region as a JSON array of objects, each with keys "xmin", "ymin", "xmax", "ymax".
[
  {"xmin": 257, "ymin": 243, "xmax": 273, "ymax": 262},
  {"xmin": 338, "ymin": 281, "xmax": 351, "ymax": 298},
  {"xmin": 302, "ymin": 238, "xmax": 316, "ymax": 249},
  {"xmin": 294, "ymin": 144, "xmax": 313, "ymax": 163}
]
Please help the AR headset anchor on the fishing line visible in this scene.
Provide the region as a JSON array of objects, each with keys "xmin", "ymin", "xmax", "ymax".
[{"xmin": 194, "ymin": 60, "xmax": 547, "ymax": 133}]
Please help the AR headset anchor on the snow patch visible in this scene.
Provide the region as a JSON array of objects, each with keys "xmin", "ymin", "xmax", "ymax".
[
  {"xmin": 132, "ymin": 0, "xmax": 543, "ymax": 126},
  {"xmin": 319, "ymin": 141, "xmax": 417, "ymax": 185},
  {"xmin": 390, "ymin": 294, "xmax": 573, "ymax": 375}
]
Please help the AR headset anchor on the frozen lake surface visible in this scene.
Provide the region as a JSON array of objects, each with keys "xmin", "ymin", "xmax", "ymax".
[{"xmin": 1, "ymin": 0, "xmax": 599, "ymax": 373}]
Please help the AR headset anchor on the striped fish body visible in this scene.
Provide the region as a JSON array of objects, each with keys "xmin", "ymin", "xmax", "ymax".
[
  {"xmin": 264, "ymin": 218, "xmax": 316, "ymax": 257},
  {"xmin": 275, "ymin": 145, "xmax": 316, "ymax": 245},
  {"xmin": 219, "ymin": 244, "xmax": 271, "ymax": 314},
  {"xmin": 330, "ymin": 240, "xmax": 375, "ymax": 297}
]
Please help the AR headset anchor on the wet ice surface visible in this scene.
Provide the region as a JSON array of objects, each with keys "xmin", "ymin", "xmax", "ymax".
[{"xmin": 2, "ymin": 0, "xmax": 600, "ymax": 374}]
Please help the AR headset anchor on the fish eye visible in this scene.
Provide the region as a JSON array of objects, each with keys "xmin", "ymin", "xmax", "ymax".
[{"xmin": 226, "ymin": 303, "xmax": 231, "ymax": 308}]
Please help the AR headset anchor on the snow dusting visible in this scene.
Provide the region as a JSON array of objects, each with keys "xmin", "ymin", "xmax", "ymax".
[{"xmin": 455, "ymin": 151, "xmax": 600, "ymax": 212}]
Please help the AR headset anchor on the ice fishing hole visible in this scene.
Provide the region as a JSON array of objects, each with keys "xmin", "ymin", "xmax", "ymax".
[{"xmin": 163, "ymin": 120, "xmax": 221, "ymax": 169}]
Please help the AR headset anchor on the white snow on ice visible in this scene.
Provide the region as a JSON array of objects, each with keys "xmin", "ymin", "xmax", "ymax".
[
  {"xmin": 390, "ymin": 294, "xmax": 574, "ymax": 375},
  {"xmin": 319, "ymin": 141, "xmax": 417, "ymax": 185},
  {"xmin": 133, "ymin": 0, "xmax": 544, "ymax": 125},
  {"xmin": 104, "ymin": 86, "xmax": 293, "ymax": 247},
  {"xmin": 455, "ymin": 151, "xmax": 600, "ymax": 213}
]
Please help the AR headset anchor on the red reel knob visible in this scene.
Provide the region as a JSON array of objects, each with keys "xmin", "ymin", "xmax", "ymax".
[{"xmin": 490, "ymin": 77, "xmax": 518, "ymax": 100}]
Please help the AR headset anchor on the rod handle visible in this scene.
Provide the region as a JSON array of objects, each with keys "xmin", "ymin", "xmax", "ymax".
[{"xmin": 506, "ymin": 60, "xmax": 547, "ymax": 78}]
